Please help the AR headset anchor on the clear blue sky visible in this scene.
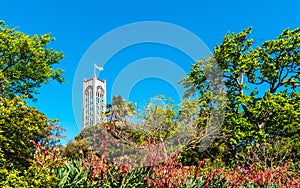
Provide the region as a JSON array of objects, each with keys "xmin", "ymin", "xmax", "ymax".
[{"xmin": 1, "ymin": 0, "xmax": 299, "ymax": 145}]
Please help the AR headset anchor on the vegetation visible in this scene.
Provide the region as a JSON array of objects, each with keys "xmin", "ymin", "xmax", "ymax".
[
  {"xmin": 0, "ymin": 20, "xmax": 65, "ymax": 186},
  {"xmin": 0, "ymin": 20, "xmax": 300, "ymax": 187},
  {"xmin": 0, "ymin": 20, "xmax": 64, "ymax": 100},
  {"xmin": 180, "ymin": 27, "xmax": 300, "ymax": 166}
]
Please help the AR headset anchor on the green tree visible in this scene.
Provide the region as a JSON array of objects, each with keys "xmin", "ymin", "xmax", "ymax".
[
  {"xmin": 107, "ymin": 95, "xmax": 136, "ymax": 121},
  {"xmin": 62, "ymin": 138, "xmax": 92, "ymax": 160},
  {"xmin": 181, "ymin": 27, "xmax": 300, "ymax": 166},
  {"xmin": 0, "ymin": 20, "xmax": 64, "ymax": 100},
  {"xmin": 0, "ymin": 20, "xmax": 65, "ymax": 172},
  {"xmin": 0, "ymin": 97, "xmax": 49, "ymax": 169}
]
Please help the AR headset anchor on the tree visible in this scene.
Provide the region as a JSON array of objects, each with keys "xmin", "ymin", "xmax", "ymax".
[
  {"xmin": 106, "ymin": 95, "xmax": 136, "ymax": 121},
  {"xmin": 181, "ymin": 27, "xmax": 300, "ymax": 166},
  {"xmin": 0, "ymin": 21, "xmax": 65, "ymax": 171},
  {"xmin": 0, "ymin": 20, "xmax": 64, "ymax": 100},
  {"xmin": 0, "ymin": 97, "xmax": 50, "ymax": 169},
  {"xmin": 76, "ymin": 96, "xmax": 190, "ymax": 166},
  {"xmin": 62, "ymin": 139, "xmax": 92, "ymax": 160}
]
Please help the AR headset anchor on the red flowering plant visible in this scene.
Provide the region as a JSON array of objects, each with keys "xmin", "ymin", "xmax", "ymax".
[
  {"xmin": 20, "ymin": 140, "xmax": 65, "ymax": 186},
  {"xmin": 30, "ymin": 140, "xmax": 64, "ymax": 174},
  {"xmin": 223, "ymin": 161, "xmax": 300, "ymax": 187},
  {"xmin": 145, "ymin": 154, "xmax": 194, "ymax": 188},
  {"xmin": 81, "ymin": 152, "xmax": 152, "ymax": 187}
]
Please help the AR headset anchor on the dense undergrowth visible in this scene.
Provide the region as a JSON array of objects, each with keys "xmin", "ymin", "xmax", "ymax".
[{"xmin": 2, "ymin": 139, "xmax": 299, "ymax": 188}]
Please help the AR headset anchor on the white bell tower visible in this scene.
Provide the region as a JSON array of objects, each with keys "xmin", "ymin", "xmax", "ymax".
[{"xmin": 82, "ymin": 73, "xmax": 106, "ymax": 129}]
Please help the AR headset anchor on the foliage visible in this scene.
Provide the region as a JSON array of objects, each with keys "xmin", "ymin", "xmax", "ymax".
[
  {"xmin": 55, "ymin": 160, "xmax": 95, "ymax": 188},
  {"xmin": 2, "ymin": 21, "xmax": 300, "ymax": 187},
  {"xmin": 80, "ymin": 153, "xmax": 151, "ymax": 187},
  {"xmin": 223, "ymin": 162, "xmax": 300, "ymax": 187},
  {"xmin": 145, "ymin": 154, "xmax": 195, "ymax": 188},
  {"xmin": 144, "ymin": 156, "xmax": 300, "ymax": 187},
  {"xmin": 81, "ymin": 95, "xmax": 204, "ymax": 167},
  {"xmin": 0, "ymin": 168, "xmax": 59, "ymax": 188},
  {"xmin": 62, "ymin": 139, "xmax": 92, "ymax": 160},
  {"xmin": 0, "ymin": 97, "xmax": 50, "ymax": 169},
  {"xmin": 0, "ymin": 20, "xmax": 64, "ymax": 100},
  {"xmin": 0, "ymin": 140, "xmax": 62, "ymax": 188},
  {"xmin": 237, "ymin": 137, "xmax": 293, "ymax": 168},
  {"xmin": 180, "ymin": 27, "xmax": 300, "ymax": 165},
  {"xmin": 0, "ymin": 97, "xmax": 66, "ymax": 184},
  {"xmin": 3, "ymin": 144, "xmax": 299, "ymax": 187},
  {"xmin": 42, "ymin": 119, "xmax": 66, "ymax": 149},
  {"xmin": 0, "ymin": 20, "xmax": 65, "ymax": 186},
  {"xmin": 0, "ymin": 20, "xmax": 65, "ymax": 169}
]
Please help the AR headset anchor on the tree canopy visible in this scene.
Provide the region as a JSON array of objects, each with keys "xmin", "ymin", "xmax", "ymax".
[
  {"xmin": 0, "ymin": 20, "xmax": 64, "ymax": 100},
  {"xmin": 181, "ymin": 27, "xmax": 300, "ymax": 166}
]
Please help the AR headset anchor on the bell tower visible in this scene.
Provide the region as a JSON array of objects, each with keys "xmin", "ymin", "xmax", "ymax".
[{"xmin": 82, "ymin": 73, "xmax": 106, "ymax": 129}]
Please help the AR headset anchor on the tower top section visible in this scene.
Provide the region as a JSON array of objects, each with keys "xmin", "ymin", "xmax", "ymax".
[
  {"xmin": 82, "ymin": 65, "xmax": 106, "ymax": 129},
  {"xmin": 83, "ymin": 73, "xmax": 106, "ymax": 83}
]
